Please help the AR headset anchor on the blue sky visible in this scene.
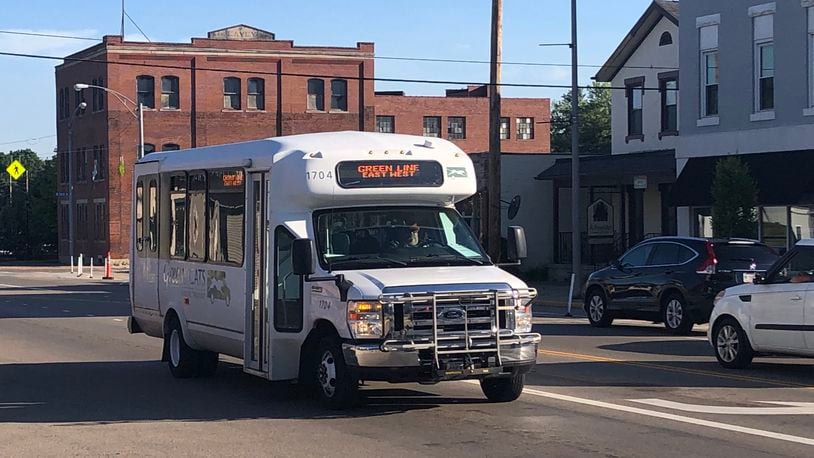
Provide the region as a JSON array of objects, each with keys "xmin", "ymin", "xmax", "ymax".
[{"xmin": 0, "ymin": 0, "xmax": 652, "ymax": 158}]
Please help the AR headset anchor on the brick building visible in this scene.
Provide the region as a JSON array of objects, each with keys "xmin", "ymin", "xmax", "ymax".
[
  {"xmin": 55, "ymin": 25, "xmax": 375, "ymax": 262},
  {"xmin": 55, "ymin": 25, "xmax": 550, "ymax": 263},
  {"xmin": 373, "ymin": 85, "xmax": 550, "ymax": 153}
]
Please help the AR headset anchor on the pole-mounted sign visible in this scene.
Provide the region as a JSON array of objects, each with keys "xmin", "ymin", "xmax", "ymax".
[{"xmin": 6, "ymin": 160, "xmax": 25, "ymax": 180}]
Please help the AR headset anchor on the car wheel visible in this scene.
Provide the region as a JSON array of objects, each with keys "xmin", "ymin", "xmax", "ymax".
[
  {"xmin": 315, "ymin": 336, "xmax": 359, "ymax": 410},
  {"xmin": 586, "ymin": 289, "xmax": 613, "ymax": 327},
  {"xmin": 713, "ymin": 318, "xmax": 754, "ymax": 369},
  {"xmin": 480, "ymin": 371, "xmax": 525, "ymax": 402},
  {"xmin": 663, "ymin": 294, "xmax": 693, "ymax": 335},
  {"xmin": 166, "ymin": 318, "xmax": 198, "ymax": 378}
]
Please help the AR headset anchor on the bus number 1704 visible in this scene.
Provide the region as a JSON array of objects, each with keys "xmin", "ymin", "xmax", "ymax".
[{"xmin": 306, "ymin": 170, "xmax": 333, "ymax": 180}]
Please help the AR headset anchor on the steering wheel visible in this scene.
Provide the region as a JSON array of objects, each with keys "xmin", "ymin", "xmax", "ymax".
[{"xmin": 421, "ymin": 240, "xmax": 445, "ymax": 248}]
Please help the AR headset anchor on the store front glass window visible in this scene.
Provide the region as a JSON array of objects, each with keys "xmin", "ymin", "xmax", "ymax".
[
  {"xmin": 790, "ymin": 206, "xmax": 814, "ymax": 244},
  {"xmin": 761, "ymin": 206, "xmax": 788, "ymax": 252}
]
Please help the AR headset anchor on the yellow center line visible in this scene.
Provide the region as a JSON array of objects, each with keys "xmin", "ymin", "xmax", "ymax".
[{"xmin": 538, "ymin": 348, "xmax": 814, "ymax": 390}]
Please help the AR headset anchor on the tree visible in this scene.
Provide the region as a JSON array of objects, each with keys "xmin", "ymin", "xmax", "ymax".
[
  {"xmin": 711, "ymin": 156, "xmax": 759, "ymax": 238},
  {"xmin": 0, "ymin": 149, "xmax": 57, "ymax": 259},
  {"xmin": 550, "ymin": 82, "xmax": 611, "ymax": 155}
]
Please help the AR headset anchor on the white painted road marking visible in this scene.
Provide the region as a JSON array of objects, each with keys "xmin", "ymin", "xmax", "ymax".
[
  {"xmin": 632, "ymin": 399, "xmax": 814, "ymax": 415},
  {"xmin": 482, "ymin": 383, "xmax": 814, "ymax": 447}
]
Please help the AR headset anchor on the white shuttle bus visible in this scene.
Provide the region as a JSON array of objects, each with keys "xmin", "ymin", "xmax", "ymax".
[{"xmin": 129, "ymin": 131, "xmax": 540, "ymax": 408}]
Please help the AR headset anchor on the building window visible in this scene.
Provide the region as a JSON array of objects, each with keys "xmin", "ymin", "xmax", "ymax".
[
  {"xmin": 330, "ymin": 79, "xmax": 348, "ymax": 111},
  {"xmin": 448, "ymin": 116, "xmax": 466, "ymax": 140},
  {"xmin": 136, "ymin": 75, "xmax": 155, "ymax": 109},
  {"xmin": 58, "ymin": 87, "xmax": 65, "ymax": 120},
  {"xmin": 60, "ymin": 203, "xmax": 69, "ymax": 240},
  {"xmin": 376, "ymin": 115, "xmax": 395, "ymax": 133},
  {"xmin": 809, "ymin": 7, "xmax": 814, "ymax": 109},
  {"xmin": 92, "ymin": 145, "xmax": 106, "ymax": 180},
  {"xmin": 143, "ymin": 143, "xmax": 156, "ymax": 155},
  {"xmin": 659, "ymin": 31, "xmax": 673, "ymax": 46},
  {"xmin": 500, "ymin": 117, "xmax": 510, "ymax": 140},
  {"xmin": 247, "ymin": 78, "xmax": 265, "ymax": 110},
  {"xmin": 59, "ymin": 153, "xmax": 69, "ymax": 183},
  {"xmin": 162, "ymin": 143, "xmax": 180, "ymax": 152},
  {"xmin": 94, "ymin": 202, "xmax": 107, "ymax": 241},
  {"xmin": 699, "ymin": 21, "xmax": 719, "ymax": 118},
  {"xmin": 75, "ymin": 87, "xmax": 86, "ymax": 111},
  {"xmin": 625, "ymin": 77, "xmax": 644, "ymax": 139},
  {"xmin": 659, "ymin": 73, "xmax": 679, "ymax": 135},
  {"xmin": 307, "ymin": 78, "xmax": 324, "ymax": 111},
  {"xmin": 76, "ymin": 203, "xmax": 88, "ymax": 240},
  {"xmin": 223, "ymin": 77, "xmax": 241, "ymax": 110},
  {"xmin": 423, "ymin": 116, "xmax": 441, "ymax": 137},
  {"xmin": 516, "ymin": 117, "xmax": 534, "ymax": 140},
  {"xmin": 753, "ymin": 12, "xmax": 774, "ymax": 112},
  {"xmin": 161, "ymin": 76, "xmax": 180, "ymax": 109},
  {"xmin": 76, "ymin": 147, "xmax": 87, "ymax": 181},
  {"xmin": 91, "ymin": 78, "xmax": 105, "ymax": 112}
]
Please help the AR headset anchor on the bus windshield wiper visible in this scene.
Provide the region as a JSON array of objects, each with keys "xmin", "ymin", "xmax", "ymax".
[
  {"xmin": 329, "ymin": 255, "xmax": 409, "ymax": 268},
  {"xmin": 423, "ymin": 253, "xmax": 485, "ymax": 265}
]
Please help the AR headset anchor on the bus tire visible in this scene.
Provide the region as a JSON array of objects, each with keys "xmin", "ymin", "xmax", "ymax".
[
  {"xmin": 480, "ymin": 371, "xmax": 525, "ymax": 402},
  {"xmin": 196, "ymin": 350, "xmax": 219, "ymax": 377},
  {"xmin": 166, "ymin": 317, "xmax": 197, "ymax": 379},
  {"xmin": 315, "ymin": 336, "xmax": 359, "ymax": 410}
]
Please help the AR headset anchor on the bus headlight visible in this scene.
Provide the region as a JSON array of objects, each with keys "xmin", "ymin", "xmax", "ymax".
[
  {"xmin": 347, "ymin": 301, "xmax": 383, "ymax": 338},
  {"xmin": 514, "ymin": 299, "xmax": 533, "ymax": 333}
]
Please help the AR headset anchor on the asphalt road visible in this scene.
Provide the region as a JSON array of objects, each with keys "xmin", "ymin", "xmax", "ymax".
[{"xmin": 1, "ymin": 267, "xmax": 813, "ymax": 456}]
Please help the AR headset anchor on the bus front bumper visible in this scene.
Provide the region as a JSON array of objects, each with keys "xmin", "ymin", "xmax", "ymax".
[{"xmin": 342, "ymin": 333, "xmax": 540, "ymax": 382}]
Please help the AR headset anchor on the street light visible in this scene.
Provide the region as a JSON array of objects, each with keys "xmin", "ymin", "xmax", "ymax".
[
  {"xmin": 67, "ymin": 101, "xmax": 87, "ymax": 263},
  {"xmin": 73, "ymin": 83, "xmax": 145, "ymax": 160}
]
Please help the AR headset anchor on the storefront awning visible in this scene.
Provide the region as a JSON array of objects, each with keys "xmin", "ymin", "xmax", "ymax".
[
  {"xmin": 671, "ymin": 150, "xmax": 814, "ymax": 207},
  {"xmin": 535, "ymin": 149, "xmax": 675, "ymax": 183}
]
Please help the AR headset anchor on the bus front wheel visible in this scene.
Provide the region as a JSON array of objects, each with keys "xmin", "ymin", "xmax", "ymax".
[{"xmin": 315, "ymin": 336, "xmax": 359, "ymax": 410}]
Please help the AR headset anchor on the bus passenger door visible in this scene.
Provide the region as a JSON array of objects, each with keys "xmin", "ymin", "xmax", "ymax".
[
  {"xmin": 245, "ymin": 172, "xmax": 268, "ymax": 373},
  {"xmin": 132, "ymin": 173, "xmax": 160, "ymax": 311}
]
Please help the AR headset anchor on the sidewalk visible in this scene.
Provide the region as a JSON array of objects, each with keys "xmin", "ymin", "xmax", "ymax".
[
  {"xmin": 0, "ymin": 264, "xmax": 129, "ymax": 282},
  {"xmin": 527, "ymin": 281, "xmax": 577, "ymax": 308}
]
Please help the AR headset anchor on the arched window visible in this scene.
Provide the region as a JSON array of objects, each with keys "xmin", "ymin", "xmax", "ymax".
[
  {"xmin": 143, "ymin": 143, "xmax": 156, "ymax": 155},
  {"xmin": 248, "ymin": 78, "xmax": 265, "ymax": 110},
  {"xmin": 136, "ymin": 75, "xmax": 155, "ymax": 108},
  {"xmin": 659, "ymin": 31, "xmax": 673, "ymax": 46},
  {"xmin": 307, "ymin": 78, "xmax": 324, "ymax": 111},
  {"xmin": 162, "ymin": 143, "xmax": 180, "ymax": 152},
  {"xmin": 223, "ymin": 77, "xmax": 241, "ymax": 110},
  {"xmin": 161, "ymin": 76, "xmax": 180, "ymax": 109},
  {"xmin": 330, "ymin": 79, "xmax": 348, "ymax": 111}
]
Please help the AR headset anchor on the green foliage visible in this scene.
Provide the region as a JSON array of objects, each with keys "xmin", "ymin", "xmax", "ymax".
[
  {"xmin": 550, "ymin": 82, "xmax": 612, "ymax": 155},
  {"xmin": 0, "ymin": 149, "xmax": 57, "ymax": 259},
  {"xmin": 711, "ymin": 156, "xmax": 759, "ymax": 238}
]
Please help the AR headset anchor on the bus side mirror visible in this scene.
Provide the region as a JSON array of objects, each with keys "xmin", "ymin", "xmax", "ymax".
[
  {"xmin": 292, "ymin": 239, "xmax": 315, "ymax": 276},
  {"xmin": 506, "ymin": 226, "xmax": 527, "ymax": 263}
]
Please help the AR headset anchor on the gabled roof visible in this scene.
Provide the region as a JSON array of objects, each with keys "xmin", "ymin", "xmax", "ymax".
[
  {"xmin": 595, "ymin": 0, "xmax": 679, "ymax": 82},
  {"xmin": 207, "ymin": 24, "xmax": 276, "ymax": 41}
]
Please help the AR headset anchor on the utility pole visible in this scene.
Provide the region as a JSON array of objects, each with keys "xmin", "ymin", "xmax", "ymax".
[
  {"xmin": 487, "ymin": 0, "xmax": 502, "ymax": 262},
  {"xmin": 570, "ymin": 0, "xmax": 582, "ymax": 288},
  {"xmin": 121, "ymin": 0, "xmax": 125, "ymax": 37}
]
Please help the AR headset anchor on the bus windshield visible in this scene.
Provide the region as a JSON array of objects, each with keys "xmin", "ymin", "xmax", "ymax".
[{"xmin": 314, "ymin": 206, "xmax": 491, "ymax": 270}]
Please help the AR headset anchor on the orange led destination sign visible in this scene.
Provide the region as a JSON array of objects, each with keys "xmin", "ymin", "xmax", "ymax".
[{"xmin": 337, "ymin": 160, "xmax": 443, "ymax": 188}]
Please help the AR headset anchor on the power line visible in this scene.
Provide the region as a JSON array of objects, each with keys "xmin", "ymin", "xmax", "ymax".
[
  {"xmin": 0, "ymin": 134, "xmax": 56, "ymax": 147},
  {"xmin": 0, "ymin": 29, "xmax": 680, "ymax": 72},
  {"xmin": 0, "ymin": 30, "xmax": 99, "ymax": 41},
  {"xmin": 123, "ymin": 10, "xmax": 151, "ymax": 42},
  {"xmin": 0, "ymin": 50, "xmax": 671, "ymax": 91}
]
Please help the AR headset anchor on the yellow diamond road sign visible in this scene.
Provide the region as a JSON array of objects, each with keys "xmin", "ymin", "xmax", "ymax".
[{"xmin": 6, "ymin": 160, "xmax": 25, "ymax": 180}]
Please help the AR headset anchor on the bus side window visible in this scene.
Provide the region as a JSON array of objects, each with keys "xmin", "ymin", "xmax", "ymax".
[
  {"xmin": 169, "ymin": 173, "xmax": 187, "ymax": 259},
  {"xmin": 148, "ymin": 179, "xmax": 158, "ymax": 253},
  {"xmin": 274, "ymin": 226, "xmax": 303, "ymax": 332},
  {"xmin": 136, "ymin": 180, "xmax": 144, "ymax": 252},
  {"xmin": 188, "ymin": 171, "xmax": 207, "ymax": 261}
]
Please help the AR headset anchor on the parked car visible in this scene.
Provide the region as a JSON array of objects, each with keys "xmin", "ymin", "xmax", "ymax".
[
  {"xmin": 584, "ymin": 237, "xmax": 779, "ymax": 334},
  {"xmin": 709, "ymin": 240, "xmax": 814, "ymax": 368}
]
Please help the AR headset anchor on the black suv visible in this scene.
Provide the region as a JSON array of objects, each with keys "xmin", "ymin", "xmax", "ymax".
[{"xmin": 584, "ymin": 237, "xmax": 779, "ymax": 334}]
